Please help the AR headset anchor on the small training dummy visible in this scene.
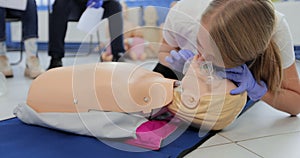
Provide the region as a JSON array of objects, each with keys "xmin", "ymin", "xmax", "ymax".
[
  {"xmin": 14, "ymin": 56, "xmax": 246, "ymax": 149},
  {"xmin": 19, "ymin": 54, "xmax": 246, "ymax": 130}
]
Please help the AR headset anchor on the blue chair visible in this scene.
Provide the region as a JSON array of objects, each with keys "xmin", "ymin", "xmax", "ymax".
[{"xmin": 5, "ymin": 13, "xmax": 23, "ymax": 65}]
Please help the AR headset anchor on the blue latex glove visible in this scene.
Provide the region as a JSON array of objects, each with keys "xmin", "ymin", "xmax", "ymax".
[
  {"xmin": 86, "ymin": 0, "xmax": 103, "ymax": 8},
  {"xmin": 165, "ymin": 49, "xmax": 195, "ymax": 73},
  {"xmin": 217, "ymin": 64, "xmax": 267, "ymax": 101},
  {"xmin": 295, "ymin": 50, "xmax": 300, "ymax": 60}
]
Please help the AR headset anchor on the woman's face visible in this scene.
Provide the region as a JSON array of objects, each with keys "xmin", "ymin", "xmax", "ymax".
[{"xmin": 197, "ymin": 22, "xmax": 224, "ymax": 68}]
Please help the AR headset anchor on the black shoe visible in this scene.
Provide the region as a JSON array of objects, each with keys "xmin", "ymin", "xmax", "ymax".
[
  {"xmin": 112, "ymin": 52, "xmax": 125, "ymax": 62},
  {"xmin": 47, "ymin": 58, "xmax": 62, "ymax": 70}
]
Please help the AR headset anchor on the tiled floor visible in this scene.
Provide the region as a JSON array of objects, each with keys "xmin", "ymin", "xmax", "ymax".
[{"xmin": 1, "ymin": 51, "xmax": 300, "ymax": 158}]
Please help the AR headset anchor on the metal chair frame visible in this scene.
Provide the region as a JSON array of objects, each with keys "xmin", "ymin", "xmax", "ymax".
[{"xmin": 5, "ymin": 16, "xmax": 23, "ymax": 65}]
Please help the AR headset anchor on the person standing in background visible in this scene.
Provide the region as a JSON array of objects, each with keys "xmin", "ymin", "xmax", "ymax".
[
  {"xmin": 47, "ymin": 0, "xmax": 125, "ymax": 69},
  {"xmin": 0, "ymin": 0, "xmax": 45, "ymax": 79}
]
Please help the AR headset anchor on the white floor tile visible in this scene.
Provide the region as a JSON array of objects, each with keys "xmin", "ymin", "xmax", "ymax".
[
  {"xmin": 0, "ymin": 54, "xmax": 33, "ymax": 119},
  {"xmin": 185, "ymin": 143, "xmax": 261, "ymax": 158},
  {"xmin": 219, "ymin": 101, "xmax": 300, "ymax": 141},
  {"xmin": 199, "ymin": 134, "xmax": 232, "ymax": 148},
  {"xmin": 238, "ymin": 132, "xmax": 300, "ymax": 158}
]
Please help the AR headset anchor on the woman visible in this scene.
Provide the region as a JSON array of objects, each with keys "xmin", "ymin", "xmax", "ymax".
[
  {"xmin": 48, "ymin": 0, "xmax": 125, "ymax": 69},
  {"xmin": 154, "ymin": 0, "xmax": 300, "ymax": 115}
]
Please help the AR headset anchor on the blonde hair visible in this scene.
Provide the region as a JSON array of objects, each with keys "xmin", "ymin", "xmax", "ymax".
[{"xmin": 202, "ymin": 0, "xmax": 282, "ymax": 93}]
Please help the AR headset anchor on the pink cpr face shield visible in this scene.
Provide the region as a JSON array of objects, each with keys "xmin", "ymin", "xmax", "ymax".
[{"xmin": 27, "ymin": 63, "xmax": 176, "ymax": 114}]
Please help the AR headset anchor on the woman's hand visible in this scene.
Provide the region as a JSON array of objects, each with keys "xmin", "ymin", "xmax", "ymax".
[
  {"xmin": 217, "ymin": 64, "xmax": 268, "ymax": 101},
  {"xmin": 165, "ymin": 49, "xmax": 195, "ymax": 73}
]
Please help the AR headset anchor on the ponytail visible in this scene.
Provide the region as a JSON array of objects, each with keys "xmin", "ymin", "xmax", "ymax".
[{"xmin": 250, "ymin": 39, "xmax": 282, "ymax": 93}]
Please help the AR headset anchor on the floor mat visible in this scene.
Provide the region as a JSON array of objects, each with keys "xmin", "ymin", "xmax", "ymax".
[{"xmin": 0, "ymin": 100, "xmax": 255, "ymax": 158}]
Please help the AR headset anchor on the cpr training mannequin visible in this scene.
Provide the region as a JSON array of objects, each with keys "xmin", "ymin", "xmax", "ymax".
[{"xmin": 20, "ymin": 54, "xmax": 246, "ymax": 131}]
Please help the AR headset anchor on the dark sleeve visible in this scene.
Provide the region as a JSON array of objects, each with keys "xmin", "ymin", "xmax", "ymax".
[{"xmin": 153, "ymin": 63, "xmax": 183, "ymax": 80}]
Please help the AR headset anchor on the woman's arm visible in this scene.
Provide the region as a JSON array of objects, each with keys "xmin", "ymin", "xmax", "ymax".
[
  {"xmin": 262, "ymin": 63, "xmax": 300, "ymax": 115},
  {"xmin": 158, "ymin": 38, "xmax": 179, "ymax": 67}
]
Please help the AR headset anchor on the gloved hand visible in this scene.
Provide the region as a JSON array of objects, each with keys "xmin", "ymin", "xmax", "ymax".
[
  {"xmin": 217, "ymin": 64, "xmax": 268, "ymax": 101},
  {"xmin": 165, "ymin": 49, "xmax": 195, "ymax": 73},
  {"xmin": 86, "ymin": 0, "xmax": 103, "ymax": 8},
  {"xmin": 296, "ymin": 50, "xmax": 300, "ymax": 60}
]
